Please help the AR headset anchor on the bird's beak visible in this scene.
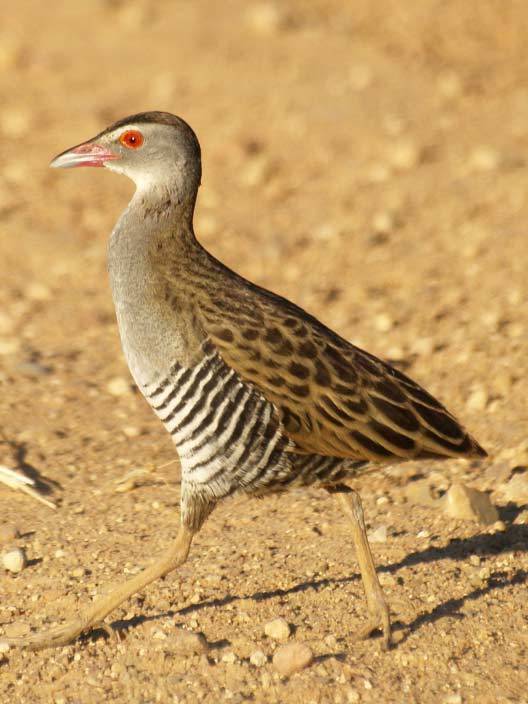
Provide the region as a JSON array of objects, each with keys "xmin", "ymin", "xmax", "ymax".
[{"xmin": 50, "ymin": 141, "xmax": 119, "ymax": 169}]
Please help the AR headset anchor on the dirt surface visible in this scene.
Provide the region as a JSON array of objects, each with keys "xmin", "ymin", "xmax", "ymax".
[{"xmin": 1, "ymin": 2, "xmax": 527, "ymax": 702}]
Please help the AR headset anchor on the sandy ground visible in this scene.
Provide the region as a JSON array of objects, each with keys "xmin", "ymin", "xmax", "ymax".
[{"xmin": 0, "ymin": 1, "xmax": 527, "ymax": 702}]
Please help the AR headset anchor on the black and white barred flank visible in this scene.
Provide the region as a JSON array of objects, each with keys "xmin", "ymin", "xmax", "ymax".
[{"xmin": 139, "ymin": 344, "xmax": 366, "ymax": 527}]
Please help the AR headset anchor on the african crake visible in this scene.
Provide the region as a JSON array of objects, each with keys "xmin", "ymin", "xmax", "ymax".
[{"xmin": 3, "ymin": 111, "xmax": 486, "ymax": 651}]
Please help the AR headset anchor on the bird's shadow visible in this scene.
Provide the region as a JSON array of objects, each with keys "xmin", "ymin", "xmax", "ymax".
[{"xmin": 106, "ymin": 522, "xmax": 528, "ymax": 645}]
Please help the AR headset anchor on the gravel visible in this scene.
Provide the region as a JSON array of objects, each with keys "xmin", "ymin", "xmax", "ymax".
[
  {"xmin": 442, "ymin": 483, "xmax": 499, "ymax": 525},
  {"xmin": 264, "ymin": 617, "xmax": 291, "ymax": 641},
  {"xmin": 272, "ymin": 642, "xmax": 314, "ymax": 676},
  {"xmin": 2, "ymin": 547, "xmax": 26, "ymax": 573}
]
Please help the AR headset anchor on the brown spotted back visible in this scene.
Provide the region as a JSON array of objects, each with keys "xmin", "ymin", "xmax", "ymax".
[{"xmin": 194, "ymin": 258, "xmax": 486, "ymax": 464}]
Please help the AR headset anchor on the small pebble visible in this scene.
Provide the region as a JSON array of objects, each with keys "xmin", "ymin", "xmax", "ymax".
[
  {"xmin": 0, "ymin": 338, "xmax": 20, "ymax": 355},
  {"xmin": 24, "ymin": 282, "xmax": 51, "ymax": 301},
  {"xmin": 324, "ymin": 634, "xmax": 338, "ymax": 649},
  {"xmin": 374, "ymin": 313, "xmax": 393, "ymax": 332},
  {"xmin": 203, "ymin": 572, "xmax": 223, "ymax": 586},
  {"xmin": 379, "ymin": 573, "xmax": 396, "ymax": 587},
  {"xmin": 469, "ymin": 570, "xmax": 485, "ymax": 588},
  {"xmin": 507, "ymin": 322, "xmax": 524, "ymax": 339},
  {"xmin": 489, "ymin": 520, "xmax": 506, "ymax": 533},
  {"xmin": 405, "ymin": 479, "xmax": 439, "ymax": 508},
  {"xmin": 2, "ymin": 547, "xmax": 26, "ymax": 573},
  {"xmin": 466, "ymin": 387, "xmax": 488, "ymax": 412},
  {"xmin": 315, "ymin": 223, "xmax": 339, "ymax": 242},
  {"xmin": 372, "ymin": 211, "xmax": 394, "ymax": 234},
  {"xmin": 246, "ymin": 2, "xmax": 282, "ymax": 35},
  {"xmin": 122, "ymin": 426, "xmax": 140, "ymax": 438},
  {"xmin": 106, "ymin": 377, "xmax": 130, "ymax": 396},
  {"xmin": 479, "ymin": 566, "xmax": 491, "ymax": 580},
  {"xmin": 231, "ymin": 637, "xmax": 255, "ymax": 659},
  {"xmin": 72, "ymin": 567, "xmax": 86, "ymax": 578},
  {"xmin": 264, "ymin": 617, "xmax": 291, "ymax": 641},
  {"xmin": 514, "ymin": 509, "xmax": 528, "ymax": 525},
  {"xmin": 117, "ymin": 4, "xmax": 149, "ymax": 30},
  {"xmin": 0, "ymin": 641, "xmax": 10, "ymax": 654},
  {"xmin": 249, "ymin": 649, "xmax": 268, "ymax": 667},
  {"xmin": 240, "ymin": 154, "xmax": 273, "ymax": 188},
  {"xmin": 3, "ymin": 622, "xmax": 30, "ymax": 638},
  {"xmin": 171, "ymin": 629, "xmax": 209, "ymax": 655},
  {"xmin": 443, "ymin": 483, "xmax": 498, "ymax": 525},
  {"xmin": 443, "ymin": 695, "xmax": 462, "ymax": 704},
  {"xmin": 387, "ymin": 140, "xmax": 421, "ymax": 171},
  {"xmin": 499, "ymin": 472, "xmax": 528, "ymax": 504},
  {"xmin": 222, "ymin": 651, "xmax": 237, "ymax": 664},
  {"xmin": 386, "ymin": 345, "xmax": 405, "ymax": 361},
  {"xmin": 470, "ymin": 146, "xmax": 500, "ymax": 172},
  {"xmin": 0, "ymin": 523, "xmax": 19, "ymax": 544},
  {"xmin": 368, "ymin": 525, "xmax": 387, "ymax": 543},
  {"xmin": 272, "ymin": 642, "xmax": 313, "ymax": 676},
  {"xmin": 480, "ymin": 462, "xmax": 512, "ymax": 489},
  {"xmin": 410, "ymin": 336, "xmax": 434, "ymax": 356}
]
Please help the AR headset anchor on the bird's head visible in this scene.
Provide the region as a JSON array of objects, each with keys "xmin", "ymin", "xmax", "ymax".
[{"xmin": 50, "ymin": 111, "xmax": 202, "ymax": 205}]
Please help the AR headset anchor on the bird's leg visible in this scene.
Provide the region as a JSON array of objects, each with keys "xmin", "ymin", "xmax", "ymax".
[
  {"xmin": 329, "ymin": 484, "xmax": 392, "ymax": 649},
  {"xmin": 0, "ymin": 524, "xmax": 195, "ymax": 651}
]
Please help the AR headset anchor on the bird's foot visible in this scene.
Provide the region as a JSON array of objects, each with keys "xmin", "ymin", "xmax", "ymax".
[
  {"xmin": 358, "ymin": 602, "xmax": 392, "ymax": 650},
  {"xmin": 0, "ymin": 615, "xmax": 109, "ymax": 651}
]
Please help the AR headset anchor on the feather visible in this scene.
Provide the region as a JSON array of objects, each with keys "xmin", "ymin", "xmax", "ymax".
[{"xmin": 198, "ymin": 268, "xmax": 486, "ymax": 463}]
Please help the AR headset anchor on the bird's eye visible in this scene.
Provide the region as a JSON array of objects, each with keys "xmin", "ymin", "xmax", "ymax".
[{"xmin": 119, "ymin": 130, "xmax": 144, "ymax": 149}]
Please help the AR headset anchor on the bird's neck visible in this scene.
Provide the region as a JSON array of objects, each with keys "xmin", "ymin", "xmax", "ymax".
[
  {"xmin": 132, "ymin": 179, "xmax": 198, "ymax": 227},
  {"xmin": 107, "ymin": 185, "xmax": 208, "ymax": 379},
  {"xmin": 109, "ymin": 181, "xmax": 200, "ymax": 265}
]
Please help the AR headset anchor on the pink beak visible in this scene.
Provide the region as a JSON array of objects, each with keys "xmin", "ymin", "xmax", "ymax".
[{"xmin": 50, "ymin": 141, "xmax": 119, "ymax": 169}]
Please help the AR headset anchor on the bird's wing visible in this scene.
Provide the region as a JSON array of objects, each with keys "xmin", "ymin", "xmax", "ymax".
[{"xmin": 198, "ymin": 276, "xmax": 486, "ymax": 463}]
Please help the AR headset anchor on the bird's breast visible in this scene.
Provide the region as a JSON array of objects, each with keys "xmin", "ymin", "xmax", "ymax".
[{"xmin": 108, "ymin": 220, "xmax": 199, "ymax": 390}]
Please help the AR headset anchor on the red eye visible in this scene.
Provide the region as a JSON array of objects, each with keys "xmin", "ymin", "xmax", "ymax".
[{"xmin": 119, "ymin": 130, "xmax": 144, "ymax": 149}]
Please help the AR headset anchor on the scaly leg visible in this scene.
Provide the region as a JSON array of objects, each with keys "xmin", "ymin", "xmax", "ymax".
[
  {"xmin": 330, "ymin": 485, "xmax": 392, "ymax": 649},
  {"xmin": 0, "ymin": 524, "xmax": 194, "ymax": 651}
]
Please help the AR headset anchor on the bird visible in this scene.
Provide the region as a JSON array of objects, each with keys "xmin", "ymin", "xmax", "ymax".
[{"xmin": 2, "ymin": 111, "xmax": 486, "ymax": 652}]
